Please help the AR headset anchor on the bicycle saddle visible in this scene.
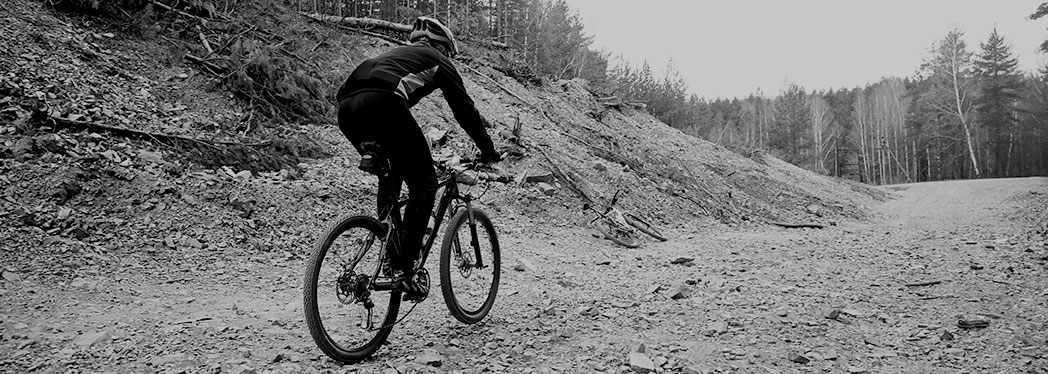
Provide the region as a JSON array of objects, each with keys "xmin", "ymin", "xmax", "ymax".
[{"xmin": 358, "ymin": 142, "xmax": 390, "ymax": 176}]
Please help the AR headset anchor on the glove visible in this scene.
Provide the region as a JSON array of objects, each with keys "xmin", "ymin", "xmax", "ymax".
[{"xmin": 477, "ymin": 150, "xmax": 503, "ymax": 164}]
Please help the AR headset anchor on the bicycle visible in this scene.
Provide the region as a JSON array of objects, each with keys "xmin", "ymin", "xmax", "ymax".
[
  {"xmin": 303, "ymin": 142, "xmax": 510, "ymax": 363},
  {"xmin": 583, "ymin": 190, "xmax": 668, "ymax": 248}
]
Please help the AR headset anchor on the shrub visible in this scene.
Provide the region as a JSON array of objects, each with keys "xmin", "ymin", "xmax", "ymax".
[{"xmin": 224, "ymin": 39, "xmax": 332, "ymax": 124}]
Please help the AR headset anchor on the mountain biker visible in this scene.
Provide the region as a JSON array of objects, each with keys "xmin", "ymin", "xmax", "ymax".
[{"xmin": 335, "ymin": 17, "xmax": 501, "ymax": 300}]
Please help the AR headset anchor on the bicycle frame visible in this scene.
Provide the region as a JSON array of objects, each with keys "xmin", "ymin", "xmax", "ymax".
[
  {"xmin": 370, "ymin": 166, "xmax": 484, "ymax": 291},
  {"xmin": 585, "ymin": 190, "xmax": 630, "ymax": 228}
]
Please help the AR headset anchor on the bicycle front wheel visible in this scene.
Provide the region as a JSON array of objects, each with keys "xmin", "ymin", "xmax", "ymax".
[
  {"xmin": 593, "ymin": 218, "xmax": 641, "ymax": 248},
  {"xmin": 624, "ymin": 213, "xmax": 668, "ymax": 241},
  {"xmin": 439, "ymin": 208, "xmax": 500, "ymax": 324},
  {"xmin": 303, "ymin": 215, "xmax": 401, "ymax": 363}
]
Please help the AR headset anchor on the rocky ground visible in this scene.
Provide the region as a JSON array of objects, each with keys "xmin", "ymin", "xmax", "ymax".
[
  {"xmin": 2, "ymin": 1, "xmax": 1048, "ymax": 373},
  {"xmin": 1, "ymin": 166, "xmax": 1046, "ymax": 374}
]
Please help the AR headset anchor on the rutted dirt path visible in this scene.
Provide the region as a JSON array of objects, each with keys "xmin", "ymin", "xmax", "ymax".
[{"xmin": 2, "ymin": 177, "xmax": 1046, "ymax": 374}]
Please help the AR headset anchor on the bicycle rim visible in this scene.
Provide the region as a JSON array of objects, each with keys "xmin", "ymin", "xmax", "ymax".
[
  {"xmin": 303, "ymin": 216, "xmax": 401, "ymax": 363},
  {"xmin": 439, "ymin": 208, "xmax": 500, "ymax": 324},
  {"xmin": 594, "ymin": 218, "xmax": 641, "ymax": 248},
  {"xmin": 624, "ymin": 213, "xmax": 667, "ymax": 241}
]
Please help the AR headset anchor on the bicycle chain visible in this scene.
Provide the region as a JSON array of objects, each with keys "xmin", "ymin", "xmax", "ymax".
[{"xmin": 369, "ymin": 270, "xmax": 430, "ymax": 331}]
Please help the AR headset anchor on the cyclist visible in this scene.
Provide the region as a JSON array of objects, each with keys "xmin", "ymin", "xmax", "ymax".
[{"xmin": 335, "ymin": 17, "xmax": 501, "ymax": 299}]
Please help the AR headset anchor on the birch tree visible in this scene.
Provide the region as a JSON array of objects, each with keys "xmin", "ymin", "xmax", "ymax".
[
  {"xmin": 921, "ymin": 29, "xmax": 981, "ymax": 178},
  {"xmin": 808, "ymin": 94, "xmax": 834, "ymax": 174}
]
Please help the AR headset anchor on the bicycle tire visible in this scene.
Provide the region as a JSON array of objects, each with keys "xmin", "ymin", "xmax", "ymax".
[
  {"xmin": 593, "ymin": 218, "xmax": 641, "ymax": 248},
  {"xmin": 304, "ymin": 215, "xmax": 401, "ymax": 363},
  {"xmin": 439, "ymin": 208, "xmax": 500, "ymax": 324},
  {"xmin": 624, "ymin": 213, "xmax": 668, "ymax": 241}
]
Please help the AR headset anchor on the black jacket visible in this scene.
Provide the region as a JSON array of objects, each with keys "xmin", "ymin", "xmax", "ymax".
[{"xmin": 337, "ymin": 44, "xmax": 495, "ymax": 155}]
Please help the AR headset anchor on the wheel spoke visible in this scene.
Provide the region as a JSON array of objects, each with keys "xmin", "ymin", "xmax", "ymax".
[
  {"xmin": 440, "ymin": 209, "xmax": 500, "ymax": 324},
  {"xmin": 304, "ymin": 217, "xmax": 400, "ymax": 362}
]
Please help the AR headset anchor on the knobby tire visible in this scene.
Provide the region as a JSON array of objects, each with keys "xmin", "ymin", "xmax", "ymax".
[
  {"xmin": 594, "ymin": 218, "xmax": 641, "ymax": 248},
  {"xmin": 303, "ymin": 215, "xmax": 401, "ymax": 363},
  {"xmin": 624, "ymin": 213, "xmax": 667, "ymax": 241},
  {"xmin": 439, "ymin": 208, "xmax": 501, "ymax": 324}
]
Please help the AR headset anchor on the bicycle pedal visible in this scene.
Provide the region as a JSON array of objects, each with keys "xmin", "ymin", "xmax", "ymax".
[{"xmin": 402, "ymin": 291, "xmax": 428, "ymax": 303}]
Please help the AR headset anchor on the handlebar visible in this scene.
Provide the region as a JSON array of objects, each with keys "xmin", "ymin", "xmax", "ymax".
[{"xmin": 435, "ymin": 156, "xmax": 511, "ymax": 184}]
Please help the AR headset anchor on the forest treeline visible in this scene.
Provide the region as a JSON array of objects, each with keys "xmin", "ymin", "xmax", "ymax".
[
  {"xmin": 272, "ymin": 1, "xmax": 1048, "ymax": 183},
  {"xmin": 625, "ymin": 28, "xmax": 1048, "ymax": 184}
]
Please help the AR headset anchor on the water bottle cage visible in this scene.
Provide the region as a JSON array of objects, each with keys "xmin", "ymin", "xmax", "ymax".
[{"xmin": 358, "ymin": 152, "xmax": 390, "ymax": 176}]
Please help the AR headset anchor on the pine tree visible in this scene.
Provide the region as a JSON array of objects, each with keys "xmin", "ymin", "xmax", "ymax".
[
  {"xmin": 771, "ymin": 84, "xmax": 811, "ymax": 166},
  {"xmin": 1030, "ymin": 3, "xmax": 1048, "ymax": 52},
  {"xmin": 975, "ymin": 28, "xmax": 1023, "ymax": 177}
]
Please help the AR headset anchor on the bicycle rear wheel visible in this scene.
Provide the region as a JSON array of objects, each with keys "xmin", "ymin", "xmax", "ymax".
[
  {"xmin": 624, "ymin": 213, "xmax": 667, "ymax": 241},
  {"xmin": 439, "ymin": 208, "xmax": 500, "ymax": 324},
  {"xmin": 303, "ymin": 215, "xmax": 401, "ymax": 363},
  {"xmin": 593, "ymin": 218, "xmax": 641, "ymax": 248}
]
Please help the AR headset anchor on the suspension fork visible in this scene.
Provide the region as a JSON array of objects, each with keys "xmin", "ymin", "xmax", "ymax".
[{"xmin": 463, "ymin": 199, "xmax": 485, "ymax": 269}]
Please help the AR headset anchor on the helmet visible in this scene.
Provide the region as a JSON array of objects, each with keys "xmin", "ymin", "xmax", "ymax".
[{"xmin": 409, "ymin": 17, "xmax": 458, "ymax": 58}]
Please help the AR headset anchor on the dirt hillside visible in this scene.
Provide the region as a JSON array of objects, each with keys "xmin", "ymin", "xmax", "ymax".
[{"xmin": 12, "ymin": 1, "xmax": 1044, "ymax": 374}]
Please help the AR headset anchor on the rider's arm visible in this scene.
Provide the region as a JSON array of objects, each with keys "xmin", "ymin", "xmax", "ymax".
[{"xmin": 437, "ymin": 58, "xmax": 497, "ymax": 156}]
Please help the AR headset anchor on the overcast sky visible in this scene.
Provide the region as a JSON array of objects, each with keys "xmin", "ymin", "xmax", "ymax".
[{"xmin": 562, "ymin": 0, "xmax": 1048, "ymax": 100}]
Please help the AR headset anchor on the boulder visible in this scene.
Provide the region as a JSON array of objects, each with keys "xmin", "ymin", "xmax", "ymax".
[
  {"xmin": 536, "ymin": 182, "xmax": 557, "ymax": 196},
  {"xmin": 585, "ymin": 160, "xmax": 608, "ymax": 171},
  {"xmin": 524, "ymin": 172, "xmax": 555, "ymax": 184},
  {"xmin": 627, "ymin": 351, "xmax": 655, "ymax": 373}
]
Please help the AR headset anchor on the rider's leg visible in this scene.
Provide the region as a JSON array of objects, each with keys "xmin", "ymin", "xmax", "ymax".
[
  {"xmin": 338, "ymin": 92, "xmax": 406, "ymax": 272},
  {"xmin": 337, "ymin": 92, "xmax": 435, "ymax": 295},
  {"xmin": 383, "ymin": 116, "xmax": 437, "ymax": 275}
]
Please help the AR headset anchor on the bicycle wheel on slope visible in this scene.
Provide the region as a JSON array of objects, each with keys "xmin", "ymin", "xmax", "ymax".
[
  {"xmin": 303, "ymin": 215, "xmax": 401, "ymax": 363},
  {"xmin": 624, "ymin": 213, "xmax": 667, "ymax": 241},
  {"xmin": 593, "ymin": 218, "xmax": 641, "ymax": 248},
  {"xmin": 439, "ymin": 208, "xmax": 500, "ymax": 324}
]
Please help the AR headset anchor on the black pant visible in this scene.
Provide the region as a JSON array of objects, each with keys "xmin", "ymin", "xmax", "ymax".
[{"xmin": 338, "ymin": 91, "xmax": 437, "ymax": 273}]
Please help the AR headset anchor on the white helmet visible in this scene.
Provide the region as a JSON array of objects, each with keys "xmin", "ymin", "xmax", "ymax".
[{"xmin": 409, "ymin": 17, "xmax": 458, "ymax": 58}]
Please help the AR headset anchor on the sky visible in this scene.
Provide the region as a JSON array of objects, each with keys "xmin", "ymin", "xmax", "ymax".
[{"xmin": 562, "ymin": 0, "xmax": 1048, "ymax": 100}]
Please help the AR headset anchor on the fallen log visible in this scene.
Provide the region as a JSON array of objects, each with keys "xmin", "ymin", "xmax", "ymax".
[
  {"xmin": 39, "ymin": 111, "xmax": 215, "ymax": 147},
  {"xmin": 41, "ymin": 112, "xmax": 268, "ymax": 147},
  {"xmin": 148, "ymin": 0, "xmax": 224, "ymax": 21},
  {"xmin": 36, "ymin": 111, "xmax": 296, "ymax": 171},
  {"xmin": 301, "ymin": 13, "xmax": 406, "ymax": 46},
  {"xmin": 300, "ymin": 13, "xmax": 412, "ymax": 33}
]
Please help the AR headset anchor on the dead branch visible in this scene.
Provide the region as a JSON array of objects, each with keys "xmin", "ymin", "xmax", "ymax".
[
  {"xmin": 529, "ymin": 142, "xmax": 595, "ymax": 203},
  {"xmin": 457, "ymin": 61, "xmax": 532, "ymax": 106},
  {"xmin": 213, "ymin": 26, "xmax": 255, "ymax": 56},
  {"xmin": 37, "ymin": 111, "xmax": 267, "ymax": 148},
  {"xmin": 184, "ymin": 54, "xmax": 224, "ymax": 76},
  {"xmin": 148, "ymin": 0, "xmax": 212, "ymax": 22},
  {"xmin": 199, "ymin": 32, "xmax": 213, "ymax": 55},
  {"xmin": 982, "ymin": 277, "xmax": 1025, "ymax": 288},
  {"xmin": 769, "ymin": 221, "xmax": 825, "ymax": 229},
  {"xmin": 904, "ymin": 280, "xmax": 943, "ymax": 287},
  {"xmin": 919, "ymin": 295, "xmax": 956, "ymax": 300}
]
